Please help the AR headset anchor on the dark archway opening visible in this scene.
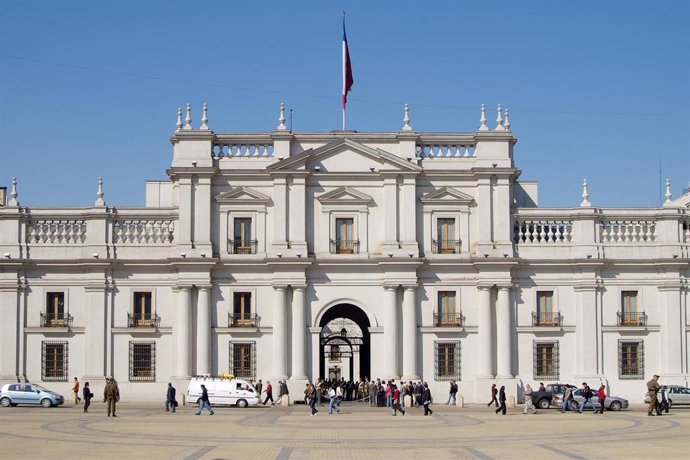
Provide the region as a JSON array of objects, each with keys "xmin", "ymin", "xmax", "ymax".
[{"xmin": 318, "ymin": 303, "xmax": 371, "ymax": 381}]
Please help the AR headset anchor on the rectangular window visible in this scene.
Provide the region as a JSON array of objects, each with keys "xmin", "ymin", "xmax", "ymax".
[
  {"xmin": 534, "ymin": 341, "xmax": 559, "ymax": 379},
  {"xmin": 129, "ymin": 341, "xmax": 155, "ymax": 382},
  {"xmin": 434, "ymin": 341, "xmax": 461, "ymax": 381},
  {"xmin": 621, "ymin": 291, "xmax": 638, "ymax": 325},
  {"xmin": 132, "ymin": 292, "xmax": 152, "ymax": 326},
  {"xmin": 230, "ymin": 342, "xmax": 256, "ymax": 380},
  {"xmin": 335, "ymin": 217, "xmax": 355, "ymax": 253},
  {"xmin": 536, "ymin": 291, "xmax": 554, "ymax": 325},
  {"xmin": 232, "ymin": 292, "xmax": 252, "ymax": 326},
  {"xmin": 436, "ymin": 218, "xmax": 456, "ymax": 253},
  {"xmin": 42, "ymin": 341, "xmax": 68, "ymax": 381},
  {"xmin": 619, "ymin": 340, "xmax": 644, "ymax": 379},
  {"xmin": 437, "ymin": 291, "xmax": 456, "ymax": 326},
  {"xmin": 233, "ymin": 218, "xmax": 254, "ymax": 254},
  {"xmin": 46, "ymin": 292, "xmax": 65, "ymax": 325}
]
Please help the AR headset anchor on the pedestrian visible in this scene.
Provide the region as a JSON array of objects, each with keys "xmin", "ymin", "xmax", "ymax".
[
  {"xmin": 255, "ymin": 379, "xmax": 263, "ymax": 396},
  {"xmin": 196, "ymin": 384, "xmax": 214, "ymax": 415},
  {"xmin": 446, "ymin": 380, "xmax": 458, "ymax": 406},
  {"xmin": 385, "ymin": 381, "xmax": 393, "ymax": 408},
  {"xmin": 82, "ymin": 382, "xmax": 93, "ymax": 413},
  {"xmin": 596, "ymin": 384, "xmax": 606, "ymax": 414},
  {"xmin": 368, "ymin": 379, "xmax": 376, "ymax": 406},
  {"xmin": 307, "ymin": 383, "xmax": 318, "ymax": 416},
  {"xmin": 72, "ymin": 377, "xmax": 81, "ymax": 404},
  {"xmin": 523, "ymin": 384, "xmax": 537, "ymax": 414},
  {"xmin": 487, "ymin": 383, "xmax": 499, "ymax": 408},
  {"xmin": 495, "ymin": 385, "xmax": 506, "ymax": 415},
  {"xmin": 328, "ymin": 384, "xmax": 339, "ymax": 414},
  {"xmin": 562, "ymin": 387, "xmax": 574, "ymax": 413},
  {"xmin": 103, "ymin": 377, "xmax": 119, "ymax": 417},
  {"xmin": 646, "ymin": 374, "xmax": 661, "ymax": 416},
  {"xmin": 538, "ymin": 382, "xmax": 546, "ymax": 392},
  {"xmin": 577, "ymin": 382, "xmax": 595, "ymax": 413},
  {"xmin": 422, "ymin": 382, "xmax": 433, "ymax": 416},
  {"xmin": 392, "ymin": 384, "xmax": 405, "ymax": 416},
  {"xmin": 165, "ymin": 382, "xmax": 177, "ymax": 413},
  {"xmin": 335, "ymin": 383, "xmax": 344, "ymax": 412},
  {"xmin": 262, "ymin": 380, "xmax": 274, "ymax": 405},
  {"xmin": 658, "ymin": 387, "xmax": 670, "ymax": 414}
]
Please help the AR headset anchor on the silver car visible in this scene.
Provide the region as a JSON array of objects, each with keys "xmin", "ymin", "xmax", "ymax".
[
  {"xmin": 644, "ymin": 385, "xmax": 690, "ymax": 406},
  {"xmin": 564, "ymin": 388, "xmax": 628, "ymax": 411},
  {"xmin": 0, "ymin": 383, "xmax": 65, "ymax": 408}
]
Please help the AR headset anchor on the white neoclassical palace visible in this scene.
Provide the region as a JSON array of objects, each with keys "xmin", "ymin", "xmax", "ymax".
[{"xmin": 0, "ymin": 103, "xmax": 688, "ymax": 403}]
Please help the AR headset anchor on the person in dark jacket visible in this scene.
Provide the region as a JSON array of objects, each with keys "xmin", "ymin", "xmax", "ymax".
[
  {"xmin": 82, "ymin": 382, "xmax": 94, "ymax": 413},
  {"xmin": 165, "ymin": 382, "xmax": 177, "ymax": 413},
  {"xmin": 422, "ymin": 382, "xmax": 433, "ymax": 416},
  {"xmin": 196, "ymin": 384, "xmax": 214, "ymax": 415},
  {"xmin": 487, "ymin": 384, "xmax": 499, "ymax": 408},
  {"xmin": 495, "ymin": 386, "xmax": 506, "ymax": 415}
]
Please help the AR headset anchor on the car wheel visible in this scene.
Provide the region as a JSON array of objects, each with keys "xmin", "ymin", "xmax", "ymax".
[
  {"xmin": 40, "ymin": 398, "xmax": 52, "ymax": 408},
  {"xmin": 0, "ymin": 397, "xmax": 11, "ymax": 407},
  {"xmin": 236, "ymin": 398, "xmax": 248, "ymax": 408},
  {"xmin": 609, "ymin": 401, "xmax": 622, "ymax": 411},
  {"xmin": 538, "ymin": 398, "xmax": 550, "ymax": 410}
]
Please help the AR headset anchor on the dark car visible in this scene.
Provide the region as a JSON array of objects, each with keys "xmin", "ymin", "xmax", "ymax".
[{"xmin": 531, "ymin": 383, "xmax": 577, "ymax": 409}]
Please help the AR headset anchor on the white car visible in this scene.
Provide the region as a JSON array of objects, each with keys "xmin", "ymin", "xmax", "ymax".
[
  {"xmin": 644, "ymin": 385, "xmax": 690, "ymax": 406},
  {"xmin": 187, "ymin": 377, "xmax": 260, "ymax": 408}
]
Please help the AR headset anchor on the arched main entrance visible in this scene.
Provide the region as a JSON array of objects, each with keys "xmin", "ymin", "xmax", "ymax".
[{"xmin": 318, "ymin": 303, "xmax": 370, "ymax": 381}]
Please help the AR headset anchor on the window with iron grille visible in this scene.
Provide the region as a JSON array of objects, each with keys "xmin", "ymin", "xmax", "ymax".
[
  {"xmin": 533, "ymin": 341, "xmax": 559, "ymax": 380},
  {"xmin": 129, "ymin": 341, "xmax": 155, "ymax": 382},
  {"xmin": 42, "ymin": 341, "xmax": 68, "ymax": 381},
  {"xmin": 619, "ymin": 340, "xmax": 644, "ymax": 379},
  {"xmin": 434, "ymin": 341, "xmax": 461, "ymax": 381},
  {"xmin": 230, "ymin": 341, "xmax": 256, "ymax": 380}
]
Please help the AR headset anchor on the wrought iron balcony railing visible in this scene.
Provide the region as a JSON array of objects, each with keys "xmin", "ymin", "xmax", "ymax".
[
  {"xmin": 329, "ymin": 239, "xmax": 360, "ymax": 254},
  {"xmin": 617, "ymin": 311, "xmax": 647, "ymax": 327},
  {"xmin": 431, "ymin": 239, "xmax": 461, "ymax": 254},
  {"xmin": 433, "ymin": 312, "xmax": 466, "ymax": 327},
  {"xmin": 531, "ymin": 311, "xmax": 563, "ymax": 327},
  {"xmin": 40, "ymin": 312, "xmax": 73, "ymax": 328},
  {"xmin": 228, "ymin": 312, "xmax": 261, "ymax": 328},
  {"xmin": 228, "ymin": 239, "xmax": 258, "ymax": 254},
  {"xmin": 127, "ymin": 312, "xmax": 161, "ymax": 328}
]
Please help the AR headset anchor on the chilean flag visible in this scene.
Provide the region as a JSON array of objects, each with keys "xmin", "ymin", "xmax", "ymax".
[{"xmin": 342, "ymin": 18, "xmax": 354, "ymax": 110}]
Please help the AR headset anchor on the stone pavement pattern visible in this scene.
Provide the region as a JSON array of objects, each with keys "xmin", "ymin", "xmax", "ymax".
[{"xmin": 0, "ymin": 402, "xmax": 688, "ymax": 459}]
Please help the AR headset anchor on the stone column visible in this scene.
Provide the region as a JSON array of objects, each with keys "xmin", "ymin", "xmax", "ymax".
[
  {"xmin": 84, "ymin": 285, "xmax": 107, "ymax": 380},
  {"xmin": 659, "ymin": 284, "xmax": 683, "ymax": 376},
  {"xmin": 272, "ymin": 286, "xmax": 288, "ymax": 379},
  {"xmin": 496, "ymin": 286, "xmax": 513, "ymax": 378},
  {"xmin": 401, "ymin": 286, "xmax": 419, "ymax": 380},
  {"xmin": 383, "ymin": 286, "xmax": 399, "ymax": 379},
  {"xmin": 0, "ymin": 284, "xmax": 18, "ymax": 380},
  {"xmin": 477, "ymin": 285, "xmax": 494, "ymax": 378},
  {"xmin": 575, "ymin": 284, "xmax": 598, "ymax": 377},
  {"xmin": 175, "ymin": 287, "xmax": 192, "ymax": 378},
  {"xmin": 196, "ymin": 286, "xmax": 211, "ymax": 376},
  {"xmin": 291, "ymin": 286, "xmax": 307, "ymax": 380}
]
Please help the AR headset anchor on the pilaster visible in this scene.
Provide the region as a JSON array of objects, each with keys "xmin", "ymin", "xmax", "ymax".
[
  {"xmin": 401, "ymin": 286, "xmax": 419, "ymax": 380},
  {"xmin": 383, "ymin": 285, "xmax": 399, "ymax": 379},
  {"xmin": 476, "ymin": 285, "xmax": 494, "ymax": 378},
  {"xmin": 496, "ymin": 285, "xmax": 513, "ymax": 378},
  {"xmin": 196, "ymin": 286, "xmax": 211, "ymax": 375},
  {"xmin": 272, "ymin": 286, "xmax": 288, "ymax": 380},
  {"xmin": 290, "ymin": 286, "xmax": 307, "ymax": 380}
]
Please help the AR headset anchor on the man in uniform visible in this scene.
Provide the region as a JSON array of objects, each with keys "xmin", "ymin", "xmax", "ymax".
[
  {"xmin": 103, "ymin": 377, "xmax": 120, "ymax": 417},
  {"xmin": 647, "ymin": 374, "xmax": 661, "ymax": 416}
]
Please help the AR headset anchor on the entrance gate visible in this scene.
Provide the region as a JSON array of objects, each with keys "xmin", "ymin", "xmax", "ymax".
[{"xmin": 318, "ymin": 303, "xmax": 370, "ymax": 381}]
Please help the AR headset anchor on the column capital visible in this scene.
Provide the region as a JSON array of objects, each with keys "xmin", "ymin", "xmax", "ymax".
[
  {"xmin": 272, "ymin": 284, "xmax": 288, "ymax": 291},
  {"xmin": 477, "ymin": 284, "xmax": 494, "ymax": 292},
  {"xmin": 402, "ymin": 285, "xmax": 418, "ymax": 291},
  {"xmin": 291, "ymin": 285, "xmax": 307, "ymax": 292},
  {"xmin": 174, "ymin": 284, "xmax": 194, "ymax": 292},
  {"xmin": 383, "ymin": 284, "xmax": 399, "ymax": 291},
  {"xmin": 498, "ymin": 284, "xmax": 514, "ymax": 292}
]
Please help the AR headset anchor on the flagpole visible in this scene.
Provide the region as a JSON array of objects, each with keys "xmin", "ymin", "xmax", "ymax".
[
  {"xmin": 342, "ymin": 11, "xmax": 346, "ymax": 131},
  {"xmin": 343, "ymin": 108, "xmax": 346, "ymax": 131}
]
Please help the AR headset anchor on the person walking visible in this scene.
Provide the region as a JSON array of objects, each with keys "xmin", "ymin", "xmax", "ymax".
[
  {"xmin": 538, "ymin": 382, "xmax": 546, "ymax": 392},
  {"xmin": 328, "ymin": 384, "xmax": 339, "ymax": 415},
  {"xmin": 487, "ymin": 384, "xmax": 499, "ymax": 408},
  {"xmin": 82, "ymin": 382, "xmax": 93, "ymax": 413},
  {"xmin": 495, "ymin": 386, "xmax": 506, "ymax": 415},
  {"xmin": 72, "ymin": 377, "xmax": 81, "ymax": 404},
  {"xmin": 392, "ymin": 384, "xmax": 405, "ymax": 416},
  {"xmin": 165, "ymin": 382, "xmax": 177, "ymax": 413},
  {"xmin": 255, "ymin": 379, "xmax": 263, "ymax": 397},
  {"xmin": 335, "ymin": 383, "xmax": 344, "ymax": 412},
  {"xmin": 103, "ymin": 377, "xmax": 119, "ymax": 417},
  {"xmin": 523, "ymin": 384, "xmax": 537, "ymax": 414},
  {"xmin": 196, "ymin": 384, "xmax": 214, "ymax": 415},
  {"xmin": 262, "ymin": 380, "xmax": 274, "ymax": 406},
  {"xmin": 446, "ymin": 380, "xmax": 458, "ymax": 406},
  {"xmin": 422, "ymin": 382, "xmax": 433, "ymax": 416},
  {"xmin": 562, "ymin": 386, "xmax": 574, "ymax": 413},
  {"xmin": 577, "ymin": 382, "xmax": 595, "ymax": 413},
  {"xmin": 647, "ymin": 374, "xmax": 661, "ymax": 416},
  {"xmin": 275, "ymin": 380, "xmax": 289, "ymax": 406},
  {"xmin": 596, "ymin": 384, "xmax": 606, "ymax": 414}
]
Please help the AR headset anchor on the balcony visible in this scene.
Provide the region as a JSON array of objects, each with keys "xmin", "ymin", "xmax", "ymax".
[
  {"xmin": 228, "ymin": 312, "xmax": 261, "ymax": 328},
  {"xmin": 330, "ymin": 239, "xmax": 360, "ymax": 254},
  {"xmin": 531, "ymin": 311, "xmax": 563, "ymax": 327},
  {"xmin": 127, "ymin": 313, "xmax": 161, "ymax": 328},
  {"xmin": 433, "ymin": 312, "xmax": 466, "ymax": 327},
  {"xmin": 228, "ymin": 239, "xmax": 258, "ymax": 254},
  {"xmin": 617, "ymin": 311, "xmax": 647, "ymax": 327},
  {"xmin": 40, "ymin": 312, "xmax": 73, "ymax": 328},
  {"xmin": 432, "ymin": 239, "xmax": 461, "ymax": 254}
]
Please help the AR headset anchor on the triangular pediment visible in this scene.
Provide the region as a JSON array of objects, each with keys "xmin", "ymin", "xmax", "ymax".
[
  {"xmin": 267, "ymin": 138, "xmax": 422, "ymax": 173},
  {"xmin": 317, "ymin": 186, "xmax": 373, "ymax": 205},
  {"xmin": 420, "ymin": 187, "xmax": 474, "ymax": 205},
  {"xmin": 215, "ymin": 186, "xmax": 271, "ymax": 204}
]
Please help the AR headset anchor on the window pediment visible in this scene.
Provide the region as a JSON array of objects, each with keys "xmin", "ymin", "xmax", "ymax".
[
  {"xmin": 215, "ymin": 187, "xmax": 271, "ymax": 205},
  {"xmin": 420, "ymin": 187, "xmax": 474, "ymax": 206},
  {"xmin": 317, "ymin": 186, "xmax": 373, "ymax": 206}
]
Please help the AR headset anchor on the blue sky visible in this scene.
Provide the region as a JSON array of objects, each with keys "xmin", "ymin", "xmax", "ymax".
[{"xmin": 1, "ymin": 0, "xmax": 688, "ymax": 208}]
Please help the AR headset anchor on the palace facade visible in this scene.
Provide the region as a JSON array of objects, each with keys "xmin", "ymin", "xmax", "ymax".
[{"xmin": 0, "ymin": 103, "xmax": 688, "ymax": 402}]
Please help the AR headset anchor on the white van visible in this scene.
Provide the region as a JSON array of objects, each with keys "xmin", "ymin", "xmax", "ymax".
[{"xmin": 187, "ymin": 376, "xmax": 261, "ymax": 408}]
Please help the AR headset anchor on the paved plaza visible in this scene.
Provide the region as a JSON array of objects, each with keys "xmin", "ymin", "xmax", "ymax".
[{"xmin": 0, "ymin": 401, "xmax": 688, "ymax": 459}]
